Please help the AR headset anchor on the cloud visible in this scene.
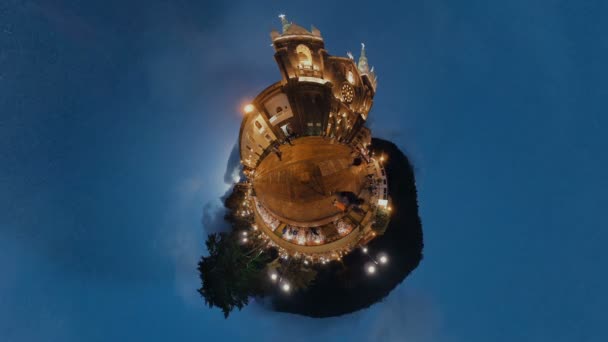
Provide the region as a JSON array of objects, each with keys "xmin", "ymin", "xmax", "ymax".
[
  {"xmin": 165, "ymin": 140, "xmax": 241, "ymax": 305},
  {"xmin": 223, "ymin": 142, "xmax": 242, "ymax": 184},
  {"xmin": 201, "ymin": 200, "xmax": 230, "ymax": 234}
]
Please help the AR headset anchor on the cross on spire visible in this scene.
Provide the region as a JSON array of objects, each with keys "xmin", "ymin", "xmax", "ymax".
[
  {"xmin": 278, "ymin": 14, "xmax": 291, "ymax": 33},
  {"xmin": 358, "ymin": 42, "xmax": 369, "ymax": 73}
]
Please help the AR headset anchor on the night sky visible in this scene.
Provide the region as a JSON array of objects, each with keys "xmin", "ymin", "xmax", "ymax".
[{"xmin": 2, "ymin": 1, "xmax": 607, "ymax": 341}]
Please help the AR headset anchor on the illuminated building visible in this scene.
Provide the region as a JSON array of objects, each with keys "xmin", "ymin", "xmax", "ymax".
[{"xmin": 239, "ymin": 16, "xmax": 387, "ymax": 261}]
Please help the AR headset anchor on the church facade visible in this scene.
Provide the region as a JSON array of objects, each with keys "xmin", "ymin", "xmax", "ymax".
[{"xmin": 239, "ymin": 15, "xmax": 377, "ymax": 168}]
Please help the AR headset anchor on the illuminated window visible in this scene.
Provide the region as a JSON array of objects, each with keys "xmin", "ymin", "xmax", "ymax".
[
  {"xmin": 347, "ymin": 70, "xmax": 354, "ymax": 84},
  {"xmin": 296, "ymin": 44, "xmax": 312, "ymax": 66}
]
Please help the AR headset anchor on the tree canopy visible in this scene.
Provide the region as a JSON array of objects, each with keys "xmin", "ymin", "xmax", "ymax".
[{"xmin": 197, "ymin": 232, "xmax": 269, "ymax": 318}]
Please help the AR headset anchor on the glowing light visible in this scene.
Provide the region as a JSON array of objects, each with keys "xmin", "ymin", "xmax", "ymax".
[
  {"xmin": 304, "ymin": 260, "xmax": 309, "ymax": 265},
  {"xmin": 242, "ymin": 238, "xmax": 248, "ymax": 243},
  {"xmin": 282, "ymin": 283, "xmax": 291, "ymax": 292},
  {"xmin": 270, "ymin": 273, "xmax": 278, "ymax": 281},
  {"xmin": 379, "ymin": 254, "xmax": 388, "ymax": 264},
  {"xmin": 378, "ymin": 199, "xmax": 388, "ymax": 208},
  {"xmin": 243, "ymin": 104, "xmax": 255, "ymax": 114},
  {"xmin": 366, "ymin": 264, "xmax": 376, "ymax": 275},
  {"xmin": 362, "ymin": 247, "xmax": 368, "ymax": 253},
  {"xmin": 242, "ymin": 231, "xmax": 248, "ymax": 236}
]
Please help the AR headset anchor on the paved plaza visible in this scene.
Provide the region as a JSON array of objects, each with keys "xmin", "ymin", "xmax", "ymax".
[{"xmin": 253, "ymin": 137, "xmax": 367, "ymax": 226}]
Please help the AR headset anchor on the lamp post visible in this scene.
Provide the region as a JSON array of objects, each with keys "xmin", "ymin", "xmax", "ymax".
[{"xmin": 362, "ymin": 246, "xmax": 389, "ymax": 276}]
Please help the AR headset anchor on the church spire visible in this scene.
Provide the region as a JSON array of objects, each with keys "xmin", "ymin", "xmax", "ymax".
[
  {"xmin": 278, "ymin": 14, "xmax": 291, "ymax": 33},
  {"xmin": 358, "ymin": 42, "xmax": 369, "ymax": 73}
]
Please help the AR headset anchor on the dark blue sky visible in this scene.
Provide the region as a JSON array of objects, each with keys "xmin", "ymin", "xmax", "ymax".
[{"xmin": 1, "ymin": 0, "xmax": 607, "ymax": 341}]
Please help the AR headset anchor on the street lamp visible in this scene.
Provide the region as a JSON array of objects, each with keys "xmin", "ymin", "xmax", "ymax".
[
  {"xmin": 366, "ymin": 263, "xmax": 376, "ymax": 275},
  {"xmin": 270, "ymin": 273, "xmax": 278, "ymax": 281},
  {"xmin": 379, "ymin": 254, "xmax": 388, "ymax": 265},
  {"xmin": 282, "ymin": 282, "xmax": 291, "ymax": 292}
]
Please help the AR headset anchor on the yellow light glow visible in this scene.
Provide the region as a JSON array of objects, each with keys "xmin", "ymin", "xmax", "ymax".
[
  {"xmin": 243, "ymin": 104, "xmax": 255, "ymax": 114},
  {"xmin": 367, "ymin": 265, "xmax": 376, "ymax": 274}
]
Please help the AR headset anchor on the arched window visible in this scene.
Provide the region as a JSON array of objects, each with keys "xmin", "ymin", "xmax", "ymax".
[
  {"xmin": 347, "ymin": 70, "xmax": 355, "ymax": 84},
  {"xmin": 276, "ymin": 106, "xmax": 283, "ymax": 114},
  {"xmin": 255, "ymin": 121, "xmax": 262, "ymax": 129},
  {"xmin": 296, "ymin": 44, "xmax": 312, "ymax": 66}
]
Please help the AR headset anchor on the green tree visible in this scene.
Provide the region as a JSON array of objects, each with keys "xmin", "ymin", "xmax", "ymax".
[
  {"xmin": 197, "ymin": 232, "xmax": 269, "ymax": 318},
  {"xmin": 223, "ymin": 184, "xmax": 254, "ymax": 230}
]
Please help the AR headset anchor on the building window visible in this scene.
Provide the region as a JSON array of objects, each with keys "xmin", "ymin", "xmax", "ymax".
[
  {"xmin": 276, "ymin": 106, "xmax": 283, "ymax": 114},
  {"xmin": 255, "ymin": 121, "xmax": 262, "ymax": 129},
  {"xmin": 265, "ymin": 134, "xmax": 272, "ymax": 141},
  {"xmin": 296, "ymin": 44, "xmax": 312, "ymax": 67}
]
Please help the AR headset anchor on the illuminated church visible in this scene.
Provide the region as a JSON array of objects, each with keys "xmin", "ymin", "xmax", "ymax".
[
  {"xmin": 238, "ymin": 15, "xmax": 388, "ymax": 262},
  {"xmin": 240, "ymin": 15, "xmax": 377, "ymax": 167}
]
